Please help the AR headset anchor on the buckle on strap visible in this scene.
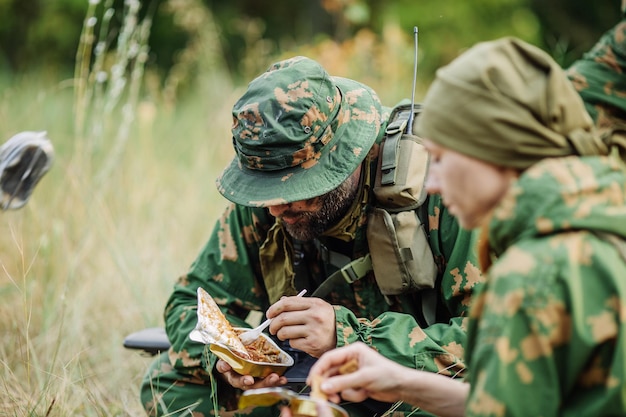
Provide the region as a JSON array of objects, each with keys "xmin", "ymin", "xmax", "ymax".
[{"xmin": 340, "ymin": 254, "xmax": 373, "ymax": 284}]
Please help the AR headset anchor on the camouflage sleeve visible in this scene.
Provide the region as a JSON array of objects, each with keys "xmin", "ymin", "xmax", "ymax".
[
  {"xmin": 334, "ymin": 195, "xmax": 483, "ymax": 376},
  {"xmin": 427, "ymin": 193, "xmax": 483, "ymax": 318},
  {"xmin": 465, "ymin": 234, "xmax": 626, "ymax": 416},
  {"xmin": 163, "ymin": 203, "xmax": 272, "ymax": 380},
  {"xmin": 335, "ymin": 306, "xmax": 469, "ymax": 377}
]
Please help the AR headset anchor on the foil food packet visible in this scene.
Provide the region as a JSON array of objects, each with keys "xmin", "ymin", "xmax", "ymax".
[{"xmin": 189, "ymin": 287, "xmax": 250, "ymax": 359}]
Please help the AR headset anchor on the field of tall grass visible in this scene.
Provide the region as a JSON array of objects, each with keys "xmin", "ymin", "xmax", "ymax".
[
  {"xmin": 0, "ymin": 1, "xmax": 421, "ymax": 416},
  {"xmin": 0, "ymin": 67, "xmax": 242, "ymax": 417}
]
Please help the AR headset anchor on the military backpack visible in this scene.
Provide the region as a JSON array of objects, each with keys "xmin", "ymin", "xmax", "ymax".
[{"xmin": 311, "ymin": 100, "xmax": 438, "ymax": 316}]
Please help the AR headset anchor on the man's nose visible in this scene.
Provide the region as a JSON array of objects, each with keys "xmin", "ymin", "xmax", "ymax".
[{"xmin": 268, "ymin": 203, "xmax": 290, "ymax": 217}]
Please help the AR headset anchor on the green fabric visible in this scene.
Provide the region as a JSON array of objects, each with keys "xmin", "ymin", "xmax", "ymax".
[
  {"xmin": 416, "ymin": 37, "xmax": 608, "ymax": 170},
  {"xmin": 566, "ymin": 14, "xmax": 626, "ymax": 164},
  {"xmin": 566, "ymin": 13, "xmax": 626, "ymax": 123},
  {"xmin": 216, "ymin": 56, "xmax": 385, "ymax": 207},
  {"xmin": 465, "ymin": 156, "xmax": 626, "ymax": 417},
  {"xmin": 258, "ymin": 220, "xmax": 297, "ymax": 305},
  {"xmin": 140, "ymin": 110, "xmax": 483, "ymax": 416}
]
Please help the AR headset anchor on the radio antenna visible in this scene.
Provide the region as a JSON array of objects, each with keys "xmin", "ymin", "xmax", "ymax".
[{"xmin": 406, "ymin": 26, "xmax": 418, "ymax": 135}]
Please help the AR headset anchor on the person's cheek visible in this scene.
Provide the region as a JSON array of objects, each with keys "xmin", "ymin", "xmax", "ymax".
[{"xmin": 425, "ymin": 165, "xmax": 441, "ymax": 194}]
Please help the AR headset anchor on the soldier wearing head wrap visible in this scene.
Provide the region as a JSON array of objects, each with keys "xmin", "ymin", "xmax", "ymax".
[
  {"xmin": 306, "ymin": 36, "xmax": 626, "ymax": 417},
  {"xmin": 421, "ymin": 35, "xmax": 626, "ymax": 417},
  {"xmin": 139, "ymin": 57, "xmax": 482, "ymax": 417}
]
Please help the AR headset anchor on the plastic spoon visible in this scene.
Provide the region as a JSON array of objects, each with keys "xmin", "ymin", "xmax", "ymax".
[{"xmin": 239, "ymin": 289, "xmax": 307, "ymax": 345}]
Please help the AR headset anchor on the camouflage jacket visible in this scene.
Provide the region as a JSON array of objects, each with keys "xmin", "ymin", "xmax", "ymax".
[
  {"xmin": 163, "ymin": 111, "xmax": 482, "ymax": 415},
  {"xmin": 566, "ymin": 11, "xmax": 626, "ymax": 129},
  {"xmin": 465, "ymin": 156, "xmax": 626, "ymax": 417}
]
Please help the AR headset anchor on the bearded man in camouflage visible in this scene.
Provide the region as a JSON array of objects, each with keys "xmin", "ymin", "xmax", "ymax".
[{"xmin": 140, "ymin": 56, "xmax": 482, "ymax": 416}]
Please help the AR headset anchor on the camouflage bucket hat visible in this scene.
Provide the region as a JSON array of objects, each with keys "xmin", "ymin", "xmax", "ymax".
[{"xmin": 216, "ymin": 56, "xmax": 383, "ymax": 207}]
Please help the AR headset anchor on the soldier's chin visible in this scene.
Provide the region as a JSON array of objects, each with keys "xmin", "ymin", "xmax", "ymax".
[{"xmin": 283, "ymin": 223, "xmax": 318, "ymax": 242}]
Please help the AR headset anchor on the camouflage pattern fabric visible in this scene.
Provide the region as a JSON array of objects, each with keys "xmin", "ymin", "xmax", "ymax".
[
  {"xmin": 465, "ymin": 156, "xmax": 626, "ymax": 417},
  {"xmin": 140, "ymin": 120, "xmax": 482, "ymax": 416},
  {"xmin": 566, "ymin": 11, "xmax": 626, "ymax": 127},
  {"xmin": 216, "ymin": 56, "xmax": 384, "ymax": 207}
]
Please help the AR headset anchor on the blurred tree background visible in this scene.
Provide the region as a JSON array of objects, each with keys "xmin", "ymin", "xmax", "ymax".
[{"xmin": 0, "ymin": 0, "xmax": 622, "ymax": 98}]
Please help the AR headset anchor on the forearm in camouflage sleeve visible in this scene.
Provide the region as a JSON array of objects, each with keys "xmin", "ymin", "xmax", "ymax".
[{"xmin": 335, "ymin": 306, "xmax": 467, "ymax": 377}]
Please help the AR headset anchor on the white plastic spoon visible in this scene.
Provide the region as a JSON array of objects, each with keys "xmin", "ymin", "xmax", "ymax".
[{"xmin": 239, "ymin": 289, "xmax": 307, "ymax": 345}]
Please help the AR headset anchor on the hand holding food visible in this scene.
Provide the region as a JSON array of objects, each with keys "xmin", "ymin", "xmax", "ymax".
[
  {"xmin": 266, "ymin": 295, "xmax": 337, "ymax": 357},
  {"xmin": 189, "ymin": 287, "xmax": 294, "ymax": 390},
  {"xmin": 216, "ymin": 359, "xmax": 288, "ymax": 391},
  {"xmin": 237, "ymin": 352, "xmax": 357, "ymax": 416},
  {"xmin": 307, "ymin": 342, "xmax": 409, "ymax": 404}
]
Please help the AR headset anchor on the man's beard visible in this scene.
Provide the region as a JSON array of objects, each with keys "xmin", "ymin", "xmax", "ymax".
[{"xmin": 282, "ymin": 174, "xmax": 360, "ymax": 241}]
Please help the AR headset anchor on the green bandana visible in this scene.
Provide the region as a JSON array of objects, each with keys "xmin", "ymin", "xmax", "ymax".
[{"xmin": 259, "ymin": 220, "xmax": 296, "ymax": 304}]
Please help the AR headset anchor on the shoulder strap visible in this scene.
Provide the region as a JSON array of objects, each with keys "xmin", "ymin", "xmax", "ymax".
[
  {"xmin": 311, "ymin": 254, "xmax": 372, "ymax": 298},
  {"xmin": 380, "ymin": 108, "xmax": 412, "ymax": 186}
]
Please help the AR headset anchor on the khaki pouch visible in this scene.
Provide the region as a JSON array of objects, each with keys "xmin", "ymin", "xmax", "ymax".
[
  {"xmin": 367, "ymin": 102, "xmax": 437, "ymax": 295},
  {"xmin": 367, "ymin": 207, "xmax": 436, "ymax": 295}
]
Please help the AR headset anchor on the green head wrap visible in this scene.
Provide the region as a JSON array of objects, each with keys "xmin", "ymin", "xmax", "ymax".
[{"xmin": 416, "ymin": 37, "xmax": 610, "ymax": 170}]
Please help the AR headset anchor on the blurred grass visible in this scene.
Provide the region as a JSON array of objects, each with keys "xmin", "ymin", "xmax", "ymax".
[{"xmin": 0, "ymin": 69, "xmax": 242, "ymax": 415}]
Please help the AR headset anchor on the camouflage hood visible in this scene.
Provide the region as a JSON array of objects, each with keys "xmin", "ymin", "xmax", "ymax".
[
  {"xmin": 566, "ymin": 13, "xmax": 626, "ymax": 123},
  {"xmin": 488, "ymin": 155, "xmax": 626, "ymax": 257},
  {"xmin": 216, "ymin": 56, "xmax": 384, "ymax": 207}
]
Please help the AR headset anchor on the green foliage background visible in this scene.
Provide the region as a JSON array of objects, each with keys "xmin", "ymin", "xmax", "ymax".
[
  {"xmin": 0, "ymin": 0, "xmax": 622, "ymax": 415},
  {"xmin": 0, "ymin": 0, "xmax": 622, "ymax": 85}
]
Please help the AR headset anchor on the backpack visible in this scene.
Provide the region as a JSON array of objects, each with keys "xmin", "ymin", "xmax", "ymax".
[
  {"xmin": 311, "ymin": 100, "xmax": 437, "ymax": 302},
  {"xmin": 367, "ymin": 100, "xmax": 437, "ymax": 295}
]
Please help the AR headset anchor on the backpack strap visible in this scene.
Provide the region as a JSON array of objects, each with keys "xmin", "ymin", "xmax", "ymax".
[
  {"xmin": 415, "ymin": 194, "xmax": 438, "ymax": 326},
  {"xmin": 292, "ymin": 239, "xmax": 373, "ymax": 299},
  {"xmin": 311, "ymin": 254, "xmax": 372, "ymax": 298},
  {"xmin": 380, "ymin": 109, "xmax": 412, "ymax": 186}
]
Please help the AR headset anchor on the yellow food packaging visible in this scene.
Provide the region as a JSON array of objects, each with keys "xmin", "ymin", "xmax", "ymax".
[
  {"xmin": 239, "ymin": 387, "xmax": 349, "ymax": 417},
  {"xmin": 209, "ymin": 329, "xmax": 294, "ymax": 378}
]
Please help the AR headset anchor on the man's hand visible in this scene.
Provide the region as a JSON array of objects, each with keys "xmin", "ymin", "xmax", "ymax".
[
  {"xmin": 266, "ymin": 295, "xmax": 337, "ymax": 358},
  {"xmin": 215, "ymin": 359, "xmax": 287, "ymax": 390}
]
